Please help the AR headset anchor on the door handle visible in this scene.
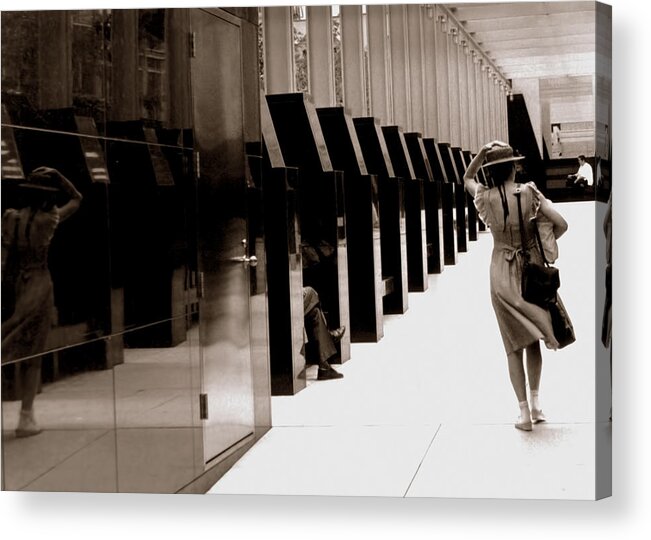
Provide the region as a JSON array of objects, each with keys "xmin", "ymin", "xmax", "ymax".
[
  {"xmin": 231, "ymin": 238, "xmax": 257, "ymax": 266},
  {"xmin": 230, "ymin": 255, "xmax": 258, "ymax": 267}
]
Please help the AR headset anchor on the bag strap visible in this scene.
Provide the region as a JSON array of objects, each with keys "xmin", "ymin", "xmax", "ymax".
[
  {"xmin": 515, "ymin": 187, "xmax": 528, "ymax": 255},
  {"xmin": 532, "ymin": 215, "xmax": 549, "ymax": 265}
]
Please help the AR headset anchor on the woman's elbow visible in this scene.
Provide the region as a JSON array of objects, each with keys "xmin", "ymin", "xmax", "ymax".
[
  {"xmin": 463, "ymin": 177, "xmax": 476, "ymax": 197},
  {"xmin": 555, "ymin": 220, "xmax": 568, "ymax": 239}
]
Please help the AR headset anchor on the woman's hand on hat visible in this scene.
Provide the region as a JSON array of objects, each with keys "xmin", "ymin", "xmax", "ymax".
[
  {"xmin": 32, "ymin": 167, "xmax": 81, "ymax": 198},
  {"xmin": 483, "ymin": 140, "xmax": 509, "ymax": 152}
]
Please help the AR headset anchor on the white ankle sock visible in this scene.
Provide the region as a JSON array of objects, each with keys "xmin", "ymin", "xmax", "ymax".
[
  {"xmin": 519, "ymin": 400, "xmax": 531, "ymax": 421},
  {"xmin": 518, "ymin": 401, "xmax": 531, "ymax": 422},
  {"xmin": 530, "ymin": 390, "xmax": 540, "ymax": 411}
]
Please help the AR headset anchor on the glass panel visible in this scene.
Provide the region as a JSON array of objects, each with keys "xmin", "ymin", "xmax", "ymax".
[
  {"xmin": 113, "ymin": 319, "xmax": 200, "ymax": 493},
  {"xmin": 105, "ymin": 9, "xmax": 193, "ymax": 148},
  {"xmin": 1, "ymin": 340, "xmax": 117, "ymax": 492},
  {"xmin": 1, "ymin": 10, "xmax": 108, "ymax": 135},
  {"xmin": 105, "ymin": 139, "xmax": 197, "ymax": 336},
  {"xmin": 1, "ymin": 127, "xmax": 113, "ymax": 360}
]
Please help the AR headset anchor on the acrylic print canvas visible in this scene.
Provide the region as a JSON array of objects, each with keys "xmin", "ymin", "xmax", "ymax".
[{"xmin": 1, "ymin": 2, "xmax": 612, "ymax": 499}]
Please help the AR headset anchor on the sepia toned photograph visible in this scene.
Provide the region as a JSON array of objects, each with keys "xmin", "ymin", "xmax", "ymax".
[{"xmin": 1, "ymin": 1, "xmax": 611, "ymax": 500}]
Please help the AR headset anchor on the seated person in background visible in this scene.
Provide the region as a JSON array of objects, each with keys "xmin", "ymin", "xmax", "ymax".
[
  {"xmin": 303, "ymin": 286, "xmax": 345, "ymax": 381},
  {"xmin": 567, "ymin": 155, "xmax": 593, "ymax": 188}
]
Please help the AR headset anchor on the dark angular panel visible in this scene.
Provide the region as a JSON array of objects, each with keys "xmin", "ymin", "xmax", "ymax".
[
  {"xmin": 265, "ymin": 93, "xmax": 350, "ymax": 362},
  {"xmin": 382, "ymin": 126, "xmax": 427, "ymax": 293},
  {"xmin": 317, "ymin": 107, "xmax": 383, "ymax": 343},
  {"xmin": 353, "ymin": 117, "xmax": 408, "ymax": 314},
  {"xmin": 405, "ymin": 132, "xmax": 444, "ymax": 275}
]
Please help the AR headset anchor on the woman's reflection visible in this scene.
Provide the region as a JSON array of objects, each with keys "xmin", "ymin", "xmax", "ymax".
[{"xmin": 2, "ymin": 167, "xmax": 82, "ymax": 437}]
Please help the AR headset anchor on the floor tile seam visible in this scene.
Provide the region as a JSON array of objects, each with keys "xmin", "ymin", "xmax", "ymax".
[
  {"xmin": 402, "ymin": 423, "xmax": 442, "ymax": 498},
  {"xmin": 268, "ymin": 421, "xmax": 599, "ymax": 428},
  {"xmin": 267, "ymin": 423, "xmax": 443, "ymax": 429},
  {"xmin": 20, "ymin": 429, "xmax": 113, "ymax": 491}
]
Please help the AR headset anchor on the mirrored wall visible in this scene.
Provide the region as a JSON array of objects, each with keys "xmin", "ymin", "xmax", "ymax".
[{"xmin": 1, "ymin": 8, "xmax": 204, "ymax": 493}]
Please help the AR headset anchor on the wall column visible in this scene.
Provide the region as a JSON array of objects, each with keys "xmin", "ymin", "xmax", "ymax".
[
  {"xmin": 406, "ymin": 4, "xmax": 425, "ymax": 134},
  {"xmin": 340, "ymin": 5, "xmax": 367, "ymax": 117},
  {"xmin": 110, "ymin": 10, "xmax": 139, "ymax": 120},
  {"xmin": 422, "ymin": 6, "xmax": 438, "ymax": 138},
  {"xmin": 474, "ymin": 57, "xmax": 485, "ymax": 147},
  {"xmin": 467, "ymin": 50, "xmax": 479, "ymax": 153},
  {"xmin": 367, "ymin": 5, "xmax": 392, "ymax": 124},
  {"xmin": 447, "ymin": 27, "xmax": 461, "ymax": 147},
  {"xmin": 37, "ymin": 11, "xmax": 72, "ymax": 110},
  {"xmin": 307, "ymin": 6, "xmax": 335, "ymax": 107},
  {"xmin": 482, "ymin": 64, "xmax": 492, "ymax": 139},
  {"xmin": 492, "ymin": 76, "xmax": 500, "ymax": 141},
  {"xmin": 435, "ymin": 9, "xmax": 450, "ymax": 143},
  {"xmin": 500, "ymin": 83, "xmax": 508, "ymax": 142},
  {"xmin": 167, "ymin": 9, "xmax": 192, "ymax": 129},
  {"xmin": 458, "ymin": 39, "xmax": 470, "ymax": 150},
  {"xmin": 263, "ymin": 7, "xmax": 295, "ymax": 94},
  {"xmin": 388, "ymin": 4, "xmax": 410, "ymax": 130}
]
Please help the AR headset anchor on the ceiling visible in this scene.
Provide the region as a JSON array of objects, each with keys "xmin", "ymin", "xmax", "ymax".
[{"xmin": 444, "ymin": 2, "xmax": 599, "ymax": 81}]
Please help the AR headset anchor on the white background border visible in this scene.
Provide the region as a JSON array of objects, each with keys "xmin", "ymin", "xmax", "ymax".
[{"xmin": 0, "ymin": 0, "xmax": 648, "ymax": 538}]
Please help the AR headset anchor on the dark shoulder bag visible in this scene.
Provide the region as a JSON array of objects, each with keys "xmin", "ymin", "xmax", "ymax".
[
  {"xmin": 515, "ymin": 187, "xmax": 560, "ymax": 307},
  {"xmin": 516, "ymin": 188, "xmax": 575, "ymax": 348}
]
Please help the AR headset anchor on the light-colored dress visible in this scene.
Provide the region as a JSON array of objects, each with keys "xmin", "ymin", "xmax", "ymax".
[
  {"xmin": 2, "ymin": 206, "xmax": 59, "ymax": 363},
  {"xmin": 474, "ymin": 182, "xmax": 560, "ymax": 353}
]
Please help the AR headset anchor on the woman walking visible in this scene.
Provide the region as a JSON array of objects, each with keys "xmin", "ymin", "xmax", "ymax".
[{"xmin": 464, "ymin": 141, "xmax": 568, "ymax": 431}]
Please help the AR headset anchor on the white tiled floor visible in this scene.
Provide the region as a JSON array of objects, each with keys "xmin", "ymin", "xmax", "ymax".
[{"xmin": 209, "ymin": 201, "xmax": 611, "ymax": 499}]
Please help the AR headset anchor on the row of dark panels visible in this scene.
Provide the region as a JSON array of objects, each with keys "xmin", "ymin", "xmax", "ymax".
[{"xmin": 257, "ymin": 93, "xmax": 486, "ymax": 395}]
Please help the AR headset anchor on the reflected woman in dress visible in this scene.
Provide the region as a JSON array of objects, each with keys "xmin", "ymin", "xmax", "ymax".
[
  {"xmin": 464, "ymin": 141, "xmax": 569, "ymax": 431},
  {"xmin": 2, "ymin": 167, "xmax": 82, "ymax": 437}
]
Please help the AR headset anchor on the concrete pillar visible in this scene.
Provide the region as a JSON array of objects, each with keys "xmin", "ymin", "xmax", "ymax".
[
  {"xmin": 500, "ymin": 84, "xmax": 508, "ymax": 142},
  {"xmin": 422, "ymin": 6, "xmax": 438, "ymax": 138},
  {"xmin": 307, "ymin": 6, "xmax": 335, "ymax": 107},
  {"xmin": 406, "ymin": 4, "xmax": 425, "ymax": 134},
  {"xmin": 482, "ymin": 65, "xmax": 492, "ymax": 140},
  {"xmin": 491, "ymin": 76, "xmax": 499, "ymax": 141},
  {"xmin": 340, "ymin": 5, "xmax": 367, "ymax": 117},
  {"xmin": 263, "ymin": 7, "xmax": 295, "ymax": 94},
  {"xmin": 458, "ymin": 41, "xmax": 470, "ymax": 150},
  {"xmin": 110, "ymin": 10, "xmax": 139, "ymax": 120},
  {"xmin": 388, "ymin": 4, "xmax": 410, "ymax": 130},
  {"xmin": 447, "ymin": 27, "xmax": 461, "ymax": 147},
  {"xmin": 475, "ymin": 58, "xmax": 485, "ymax": 147},
  {"xmin": 435, "ymin": 9, "xmax": 450, "ymax": 143},
  {"xmin": 467, "ymin": 50, "xmax": 479, "ymax": 152},
  {"xmin": 367, "ymin": 5, "xmax": 392, "ymax": 124}
]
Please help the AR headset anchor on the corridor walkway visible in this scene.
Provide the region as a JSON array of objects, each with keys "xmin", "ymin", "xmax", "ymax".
[{"xmin": 209, "ymin": 201, "xmax": 611, "ymax": 500}]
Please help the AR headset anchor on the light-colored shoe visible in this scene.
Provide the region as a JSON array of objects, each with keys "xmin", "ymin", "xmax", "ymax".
[
  {"xmin": 515, "ymin": 417, "xmax": 533, "ymax": 431},
  {"xmin": 531, "ymin": 408, "xmax": 547, "ymax": 424},
  {"xmin": 16, "ymin": 410, "xmax": 42, "ymax": 438}
]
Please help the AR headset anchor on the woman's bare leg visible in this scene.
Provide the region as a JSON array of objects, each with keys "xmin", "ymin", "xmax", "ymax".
[
  {"xmin": 507, "ymin": 349, "xmax": 527, "ymax": 402},
  {"xmin": 508, "ymin": 349, "xmax": 532, "ymax": 430},
  {"xmin": 526, "ymin": 341, "xmax": 546, "ymax": 422},
  {"xmin": 525, "ymin": 341, "xmax": 543, "ymax": 392}
]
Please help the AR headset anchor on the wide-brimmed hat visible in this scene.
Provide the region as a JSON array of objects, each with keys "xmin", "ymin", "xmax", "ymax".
[
  {"xmin": 18, "ymin": 170, "xmax": 62, "ymax": 193},
  {"xmin": 482, "ymin": 145, "xmax": 525, "ymax": 168}
]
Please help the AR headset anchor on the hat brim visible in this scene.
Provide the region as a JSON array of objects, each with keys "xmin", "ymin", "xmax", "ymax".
[
  {"xmin": 482, "ymin": 155, "xmax": 525, "ymax": 168},
  {"xmin": 18, "ymin": 183, "xmax": 60, "ymax": 193}
]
